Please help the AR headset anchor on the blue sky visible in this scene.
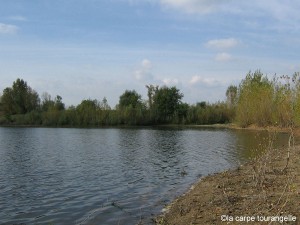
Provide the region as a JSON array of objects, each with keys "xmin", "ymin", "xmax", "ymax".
[{"xmin": 1, "ymin": 0, "xmax": 300, "ymax": 107}]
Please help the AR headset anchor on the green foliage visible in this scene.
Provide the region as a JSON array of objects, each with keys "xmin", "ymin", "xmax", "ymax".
[
  {"xmin": 234, "ymin": 71, "xmax": 300, "ymax": 128},
  {"xmin": 41, "ymin": 92, "xmax": 53, "ymax": 111},
  {"xmin": 291, "ymin": 72, "xmax": 300, "ymax": 126},
  {"xmin": 174, "ymin": 103, "xmax": 189, "ymax": 124},
  {"xmin": 118, "ymin": 90, "xmax": 142, "ymax": 109},
  {"xmin": 41, "ymin": 93, "xmax": 65, "ymax": 112},
  {"xmin": 186, "ymin": 102, "xmax": 233, "ymax": 125},
  {"xmin": 100, "ymin": 97, "xmax": 111, "ymax": 110},
  {"xmin": 236, "ymin": 71, "xmax": 274, "ymax": 127},
  {"xmin": 10, "ymin": 72, "xmax": 300, "ymax": 128},
  {"xmin": 11, "ymin": 111, "xmax": 42, "ymax": 125},
  {"xmin": 145, "ymin": 84, "xmax": 158, "ymax": 109},
  {"xmin": 76, "ymin": 99, "xmax": 99, "ymax": 126},
  {"xmin": 116, "ymin": 90, "xmax": 147, "ymax": 125},
  {"xmin": 0, "ymin": 79, "xmax": 234, "ymax": 126},
  {"xmin": 1, "ymin": 88, "xmax": 14, "ymax": 115},
  {"xmin": 0, "ymin": 78, "xmax": 40, "ymax": 115},
  {"xmin": 226, "ymin": 85, "xmax": 238, "ymax": 108},
  {"xmin": 54, "ymin": 95, "xmax": 65, "ymax": 111},
  {"xmin": 273, "ymin": 76, "xmax": 293, "ymax": 127},
  {"xmin": 152, "ymin": 86, "xmax": 184, "ymax": 123}
]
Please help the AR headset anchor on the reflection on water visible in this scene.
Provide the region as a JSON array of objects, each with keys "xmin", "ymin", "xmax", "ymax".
[
  {"xmin": 233, "ymin": 129, "xmax": 290, "ymax": 160},
  {"xmin": 0, "ymin": 127, "xmax": 289, "ymax": 225}
]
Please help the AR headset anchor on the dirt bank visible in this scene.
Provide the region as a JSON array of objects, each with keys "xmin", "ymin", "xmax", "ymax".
[{"xmin": 155, "ymin": 135, "xmax": 300, "ymax": 224}]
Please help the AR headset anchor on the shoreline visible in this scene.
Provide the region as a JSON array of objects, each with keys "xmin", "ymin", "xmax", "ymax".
[
  {"xmin": 155, "ymin": 137, "xmax": 300, "ymax": 224},
  {"xmin": 0, "ymin": 122, "xmax": 296, "ymax": 132}
]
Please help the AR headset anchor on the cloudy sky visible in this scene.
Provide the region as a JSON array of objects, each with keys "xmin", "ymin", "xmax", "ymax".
[{"xmin": 1, "ymin": 0, "xmax": 299, "ymax": 107}]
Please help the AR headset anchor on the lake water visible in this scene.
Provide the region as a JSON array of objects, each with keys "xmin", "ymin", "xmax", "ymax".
[{"xmin": 0, "ymin": 127, "xmax": 290, "ymax": 225}]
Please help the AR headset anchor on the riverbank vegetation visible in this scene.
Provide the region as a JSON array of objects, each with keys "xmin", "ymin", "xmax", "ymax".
[{"xmin": 0, "ymin": 70, "xmax": 300, "ymax": 127}]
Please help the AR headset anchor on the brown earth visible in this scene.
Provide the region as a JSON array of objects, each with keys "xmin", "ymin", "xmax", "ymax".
[{"xmin": 155, "ymin": 131, "xmax": 300, "ymax": 225}]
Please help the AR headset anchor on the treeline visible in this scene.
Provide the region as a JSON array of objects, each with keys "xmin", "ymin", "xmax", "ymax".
[
  {"xmin": 0, "ymin": 70, "xmax": 300, "ymax": 127},
  {"xmin": 0, "ymin": 79, "xmax": 232, "ymax": 126}
]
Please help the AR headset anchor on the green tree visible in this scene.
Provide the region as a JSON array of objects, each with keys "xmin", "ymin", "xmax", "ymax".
[
  {"xmin": 118, "ymin": 90, "xmax": 142, "ymax": 109},
  {"xmin": 99, "ymin": 97, "xmax": 111, "ymax": 110},
  {"xmin": 1, "ymin": 88, "xmax": 14, "ymax": 115},
  {"xmin": 98, "ymin": 97, "xmax": 111, "ymax": 125},
  {"xmin": 54, "ymin": 95, "xmax": 65, "ymax": 111},
  {"xmin": 197, "ymin": 101, "xmax": 207, "ymax": 108},
  {"xmin": 145, "ymin": 84, "xmax": 159, "ymax": 109},
  {"xmin": 41, "ymin": 93, "xmax": 65, "ymax": 111},
  {"xmin": 1, "ymin": 78, "xmax": 40, "ymax": 115},
  {"xmin": 175, "ymin": 102, "xmax": 189, "ymax": 124},
  {"xmin": 226, "ymin": 85, "xmax": 238, "ymax": 108},
  {"xmin": 117, "ymin": 90, "xmax": 147, "ymax": 125},
  {"xmin": 152, "ymin": 86, "xmax": 183, "ymax": 123},
  {"xmin": 293, "ymin": 72, "xmax": 300, "ymax": 126},
  {"xmin": 76, "ymin": 99, "xmax": 99, "ymax": 126},
  {"xmin": 41, "ymin": 92, "xmax": 54, "ymax": 111},
  {"xmin": 236, "ymin": 71, "xmax": 274, "ymax": 127}
]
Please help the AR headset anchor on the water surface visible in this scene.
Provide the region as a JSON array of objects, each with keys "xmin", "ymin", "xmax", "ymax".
[{"xmin": 0, "ymin": 127, "xmax": 289, "ymax": 224}]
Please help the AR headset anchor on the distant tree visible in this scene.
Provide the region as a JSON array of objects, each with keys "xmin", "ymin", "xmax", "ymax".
[
  {"xmin": 145, "ymin": 84, "xmax": 159, "ymax": 109},
  {"xmin": 1, "ymin": 88, "xmax": 14, "ymax": 115},
  {"xmin": 176, "ymin": 102, "xmax": 189, "ymax": 124},
  {"xmin": 54, "ymin": 95, "xmax": 65, "ymax": 111},
  {"xmin": 100, "ymin": 97, "xmax": 111, "ymax": 110},
  {"xmin": 118, "ymin": 90, "xmax": 142, "ymax": 109},
  {"xmin": 41, "ymin": 92, "xmax": 53, "ymax": 111},
  {"xmin": 76, "ymin": 99, "xmax": 99, "ymax": 126},
  {"xmin": 152, "ymin": 86, "xmax": 183, "ymax": 122},
  {"xmin": 0, "ymin": 78, "xmax": 40, "ymax": 115},
  {"xmin": 226, "ymin": 85, "xmax": 238, "ymax": 107},
  {"xmin": 41, "ymin": 93, "xmax": 65, "ymax": 111},
  {"xmin": 117, "ymin": 90, "xmax": 147, "ymax": 125},
  {"xmin": 197, "ymin": 101, "xmax": 207, "ymax": 108}
]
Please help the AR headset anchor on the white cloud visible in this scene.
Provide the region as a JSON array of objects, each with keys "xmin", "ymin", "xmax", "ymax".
[
  {"xmin": 135, "ymin": 69, "xmax": 153, "ymax": 81},
  {"xmin": 158, "ymin": 0, "xmax": 300, "ymax": 23},
  {"xmin": 159, "ymin": 0, "xmax": 231, "ymax": 14},
  {"xmin": 162, "ymin": 78, "xmax": 179, "ymax": 85},
  {"xmin": 205, "ymin": 38, "xmax": 239, "ymax": 50},
  {"xmin": 141, "ymin": 59, "xmax": 152, "ymax": 69},
  {"xmin": 215, "ymin": 52, "xmax": 232, "ymax": 62},
  {"xmin": 0, "ymin": 23, "xmax": 18, "ymax": 34},
  {"xmin": 134, "ymin": 59, "xmax": 154, "ymax": 81},
  {"xmin": 189, "ymin": 75, "xmax": 222, "ymax": 87}
]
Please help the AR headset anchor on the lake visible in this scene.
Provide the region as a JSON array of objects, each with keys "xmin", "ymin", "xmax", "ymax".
[{"xmin": 0, "ymin": 127, "xmax": 290, "ymax": 225}]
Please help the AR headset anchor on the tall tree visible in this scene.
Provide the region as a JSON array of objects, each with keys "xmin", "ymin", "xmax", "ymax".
[
  {"xmin": 41, "ymin": 92, "xmax": 54, "ymax": 111},
  {"xmin": 41, "ymin": 93, "xmax": 65, "ymax": 112},
  {"xmin": 226, "ymin": 85, "xmax": 238, "ymax": 107},
  {"xmin": 145, "ymin": 84, "xmax": 158, "ymax": 109},
  {"xmin": 76, "ymin": 99, "xmax": 99, "ymax": 126},
  {"xmin": 118, "ymin": 90, "xmax": 142, "ymax": 109},
  {"xmin": 100, "ymin": 97, "xmax": 111, "ymax": 110},
  {"xmin": 54, "ymin": 95, "xmax": 65, "ymax": 111},
  {"xmin": 1, "ymin": 88, "xmax": 14, "ymax": 115},
  {"xmin": 152, "ymin": 86, "xmax": 183, "ymax": 122},
  {"xmin": 0, "ymin": 78, "xmax": 40, "ymax": 115}
]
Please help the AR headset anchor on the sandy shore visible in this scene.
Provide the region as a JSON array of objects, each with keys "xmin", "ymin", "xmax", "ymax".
[{"xmin": 155, "ymin": 133, "xmax": 300, "ymax": 225}]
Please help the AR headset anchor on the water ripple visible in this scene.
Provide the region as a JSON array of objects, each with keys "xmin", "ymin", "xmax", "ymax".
[{"xmin": 0, "ymin": 127, "xmax": 289, "ymax": 225}]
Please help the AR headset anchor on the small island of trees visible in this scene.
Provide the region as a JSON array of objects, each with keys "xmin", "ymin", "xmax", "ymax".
[{"xmin": 1, "ymin": 70, "xmax": 300, "ymax": 128}]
